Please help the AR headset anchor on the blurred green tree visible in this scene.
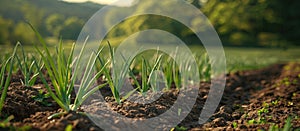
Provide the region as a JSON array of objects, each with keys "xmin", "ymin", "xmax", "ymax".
[
  {"xmin": 45, "ymin": 14, "xmax": 65, "ymax": 37},
  {"xmin": 59, "ymin": 17, "xmax": 84, "ymax": 40},
  {"xmin": 0, "ymin": 16, "xmax": 13, "ymax": 45},
  {"xmin": 12, "ymin": 22, "xmax": 36, "ymax": 45},
  {"xmin": 21, "ymin": 3, "xmax": 44, "ymax": 31},
  {"xmin": 201, "ymin": 0, "xmax": 300, "ymax": 46}
]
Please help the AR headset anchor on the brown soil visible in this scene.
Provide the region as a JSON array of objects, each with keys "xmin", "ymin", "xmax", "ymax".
[{"xmin": 0, "ymin": 63, "xmax": 299, "ymax": 130}]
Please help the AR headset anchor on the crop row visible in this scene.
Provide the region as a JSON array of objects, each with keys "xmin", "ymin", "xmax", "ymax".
[{"xmin": 0, "ymin": 27, "xmax": 212, "ymax": 119}]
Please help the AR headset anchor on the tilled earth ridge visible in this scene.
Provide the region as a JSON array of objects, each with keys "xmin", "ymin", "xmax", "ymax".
[{"xmin": 0, "ymin": 63, "xmax": 299, "ymax": 130}]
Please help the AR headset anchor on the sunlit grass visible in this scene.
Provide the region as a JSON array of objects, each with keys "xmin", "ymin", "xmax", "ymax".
[
  {"xmin": 28, "ymin": 24, "xmax": 108, "ymax": 118},
  {"xmin": 2, "ymin": 44, "xmax": 299, "ymax": 73},
  {"xmin": 0, "ymin": 44, "xmax": 18, "ymax": 114},
  {"xmin": 16, "ymin": 43, "xmax": 41, "ymax": 86}
]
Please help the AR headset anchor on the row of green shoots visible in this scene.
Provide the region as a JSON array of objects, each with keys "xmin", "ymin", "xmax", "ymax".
[{"xmin": 0, "ymin": 27, "xmax": 212, "ymax": 119}]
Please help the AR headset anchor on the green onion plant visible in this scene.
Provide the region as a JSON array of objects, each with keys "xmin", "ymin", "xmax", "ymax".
[
  {"xmin": 128, "ymin": 53, "xmax": 163, "ymax": 94},
  {"xmin": 97, "ymin": 43, "xmax": 120, "ymax": 103},
  {"xmin": 147, "ymin": 53, "xmax": 163, "ymax": 92},
  {"xmin": 0, "ymin": 44, "xmax": 18, "ymax": 114},
  {"xmin": 97, "ymin": 42, "xmax": 137, "ymax": 104},
  {"xmin": 172, "ymin": 61, "xmax": 181, "ymax": 89},
  {"xmin": 196, "ymin": 53, "xmax": 211, "ymax": 81},
  {"xmin": 172, "ymin": 48, "xmax": 181, "ymax": 89},
  {"xmin": 30, "ymin": 25, "xmax": 107, "ymax": 119},
  {"xmin": 163, "ymin": 56, "xmax": 175, "ymax": 89},
  {"xmin": 16, "ymin": 43, "xmax": 41, "ymax": 86}
]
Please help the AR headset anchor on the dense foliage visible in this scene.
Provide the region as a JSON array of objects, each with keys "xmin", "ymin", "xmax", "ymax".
[
  {"xmin": 0, "ymin": 0, "xmax": 102, "ymax": 45},
  {"xmin": 106, "ymin": 0, "xmax": 300, "ymax": 47},
  {"xmin": 201, "ymin": 0, "xmax": 300, "ymax": 47},
  {"xmin": 0, "ymin": 0, "xmax": 299, "ymax": 47}
]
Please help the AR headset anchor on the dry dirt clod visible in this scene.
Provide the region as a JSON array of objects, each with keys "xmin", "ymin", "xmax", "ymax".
[{"xmin": 212, "ymin": 117, "xmax": 227, "ymax": 127}]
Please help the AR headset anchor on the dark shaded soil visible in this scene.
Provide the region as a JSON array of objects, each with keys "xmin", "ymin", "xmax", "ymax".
[{"xmin": 0, "ymin": 63, "xmax": 299, "ymax": 130}]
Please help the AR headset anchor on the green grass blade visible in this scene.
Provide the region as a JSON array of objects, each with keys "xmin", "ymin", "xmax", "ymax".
[
  {"xmin": 33, "ymin": 61, "xmax": 69, "ymax": 111},
  {"xmin": 141, "ymin": 57, "xmax": 148, "ymax": 93},
  {"xmin": 80, "ymin": 83, "xmax": 107, "ymax": 108},
  {"xmin": 0, "ymin": 43, "xmax": 19, "ymax": 113},
  {"xmin": 83, "ymin": 55, "xmax": 108, "ymax": 94},
  {"xmin": 76, "ymin": 53, "xmax": 95, "ymax": 102},
  {"xmin": 30, "ymin": 23, "xmax": 63, "ymax": 98},
  {"xmin": 147, "ymin": 54, "xmax": 163, "ymax": 85},
  {"xmin": 121, "ymin": 88, "xmax": 137, "ymax": 102},
  {"xmin": 0, "ymin": 58, "xmax": 10, "ymax": 90},
  {"xmin": 128, "ymin": 67, "xmax": 141, "ymax": 90},
  {"xmin": 283, "ymin": 117, "xmax": 292, "ymax": 131},
  {"xmin": 34, "ymin": 46, "xmax": 63, "ymax": 100}
]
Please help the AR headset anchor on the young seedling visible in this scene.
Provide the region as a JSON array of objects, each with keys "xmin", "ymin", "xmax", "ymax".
[
  {"xmin": 30, "ymin": 24, "xmax": 107, "ymax": 118},
  {"xmin": 16, "ymin": 43, "xmax": 41, "ymax": 87},
  {"xmin": 0, "ymin": 115, "xmax": 31, "ymax": 130},
  {"xmin": 271, "ymin": 100, "xmax": 279, "ymax": 106},
  {"xmin": 170, "ymin": 126, "xmax": 187, "ymax": 131},
  {"xmin": 172, "ymin": 62, "xmax": 181, "ymax": 89},
  {"xmin": 0, "ymin": 44, "xmax": 18, "ymax": 114},
  {"xmin": 268, "ymin": 116, "xmax": 296, "ymax": 131},
  {"xmin": 172, "ymin": 48, "xmax": 181, "ymax": 89},
  {"xmin": 284, "ymin": 117, "xmax": 293, "ymax": 128},
  {"xmin": 196, "ymin": 53, "xmax": 211, "ymax": 81},
  {"xmin": 97, "ymin": 42, "xmax": 137, "ymax": 104},
  {"xmin": 163, "ymin": 56, "xmax": 174, "ymax": 90},
  {"xmin": 247, "ymin": 119, "xmax": 255, "ymax": 125},
  {"xmin": 258, "ymin": 102, "xmax": 269, "ymax": 116},
  {"xmin": 31, "ymin": 90, "xmax": 52, "ymax": 106},
  {"xmin": 141, "ymin": 57, "xmax": 148, "ymax": 93},
  {"xmin": 134, "ymin": 54, "xmax": 163, "ymax": 94},
  {"xmin": 232, "ymin": 122, "xmax": 238, "ymax": 129},
  {"xmin": 148, "ymin": 53, "xmax": 164, "ymax": 92},
  {"xmin": 97, "ymin": 43, "xmax": 121, "ymax": 104}
]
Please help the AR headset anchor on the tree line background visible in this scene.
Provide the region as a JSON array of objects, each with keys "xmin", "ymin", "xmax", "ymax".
[{"xmin": 0, "ymin": 0, "xmax": 299, "ymax": 47}]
